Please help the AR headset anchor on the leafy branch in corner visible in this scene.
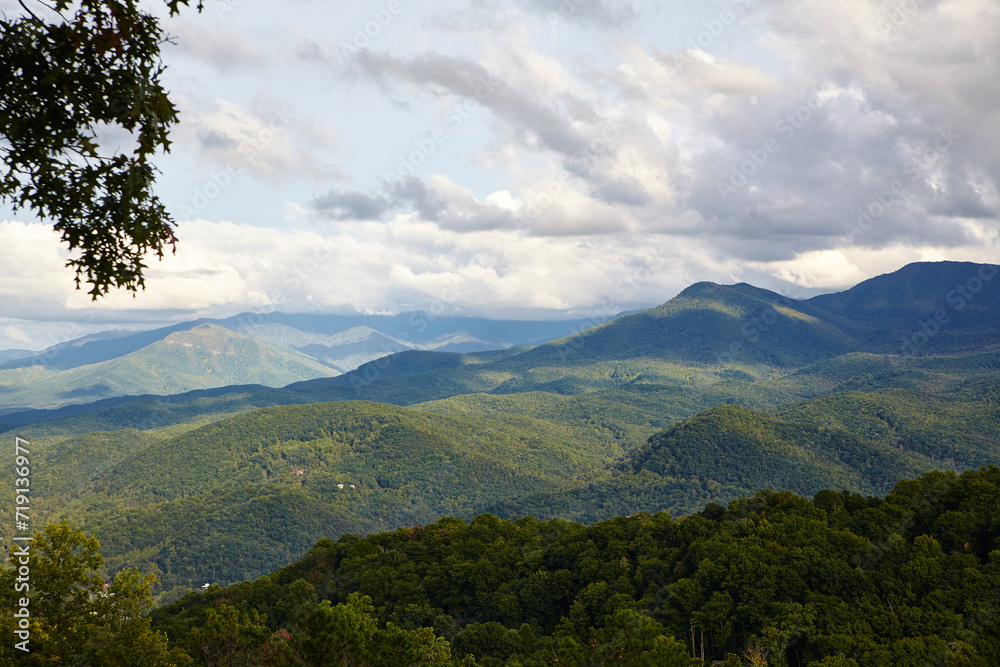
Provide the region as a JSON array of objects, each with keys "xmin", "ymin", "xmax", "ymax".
[{"xmin": 0, "ymin": 0, "xmax": 203, "ymax": 298}]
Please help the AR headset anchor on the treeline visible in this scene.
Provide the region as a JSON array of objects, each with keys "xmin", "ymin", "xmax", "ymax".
[
  {"xmin": 18, "ymin": 400, "xmax": 626, "ymax": 593},
  {"xmin": 11, "ymin": 384, "xmax": 998, "ymax": 599},
  {"xmin": 485, "ymin": 402, "xmax": 962, "ymax": 525},
  {"xmin": 135, "ymin": 465, "xmax": 1000, "ymax": 665}
]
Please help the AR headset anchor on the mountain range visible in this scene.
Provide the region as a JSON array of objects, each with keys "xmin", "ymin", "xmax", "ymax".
[
  {"xmin": 1, "ymin": 260, "xmax": 998, "ymax": 599},
  {"xmin": 0, "ymin": 311, "xmax": 622, "ymax": 410}
]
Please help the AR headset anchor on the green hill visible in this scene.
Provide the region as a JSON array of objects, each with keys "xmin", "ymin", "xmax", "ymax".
[
  {"xmin": 273, "ymin": 261, "xmax": 1000, "ymax": 409},
  {"xmin": 1, "ymin": 261, "xmax": 996, "ymax": 427},
  {"xmin": 489, "ymin": 378, "xmax": 1000, "ymax": 524},
  {"xmin": 522, "ymin": 281, "xmax": 857, "ymax": 367},
  {"xmin": 140, "ymin": 466, "xmax": 1000, "ymax": 666},
  {"xmin": 803, "ymin": 260, "xmax": 1000, "ymax": 353},
  {"xmin": 2, "ymin": 260, "xmax": 998, "ymax": 609},
  {"xmin": 15, "ymin": 366, "xmax": 994, "ymax": 595},
  {"xmin": 0, "ymin": 324, "xmax": 337, "ymax": 409},
  {"xmin": 16, "ymin": 400, "xmax": 632, "ymax": 591}
]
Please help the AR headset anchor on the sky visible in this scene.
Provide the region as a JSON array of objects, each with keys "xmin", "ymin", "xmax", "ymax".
[{"xmin": 1, "ymin": 0, "xmax": 998, "ymax": 351}]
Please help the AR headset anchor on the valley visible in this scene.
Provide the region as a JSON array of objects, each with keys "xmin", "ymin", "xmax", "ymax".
[{"xmin": 2, "ymin": 261, "xmax": 999, "ymax": 664}]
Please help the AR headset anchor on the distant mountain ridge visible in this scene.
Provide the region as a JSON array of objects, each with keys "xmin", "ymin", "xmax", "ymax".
[
  {"xmin": 270, "ymin": 261, "xmax": 999, "ymax": 408},
  {"xmin": 0, "ymin": 261, "xmax": 996, "ymax": 416},
  {"xmin": 530, "ymin": 260, "xmax": 999, "ymax": 366},
  {"xmin": 1, "ymin": 261, "xmax": 998, "ymax": 596},
  {"xmin": 0, "ymin": 324, "xmax": 339, "ymax": 410},
  {"xmin": 0, "ymin": 312, "xmax": 621, "ymax": 410}
]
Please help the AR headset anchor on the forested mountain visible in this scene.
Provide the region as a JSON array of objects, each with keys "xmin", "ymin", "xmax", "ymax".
[
  {"xmin": 804, "ymin": 261, "xmax": 1000, "ymax": 352},
  {"xmin": 273, "ymin": 261, "xmax": 1000, "ymax": 406},
  {"xmin": 6, "ymin": 364, "xmax": 999, "ymax": 597},
  {"xmin": 0, "ymin": 311, "xmax": 616, "ymax": 410},
  {"xmin": 143, "ymin": 465, "xmax": 998, "ymax": 666},
  {"xmin": 1, "ymin": 261, "xmax": 995, "ymax": 425},
  {"xmin": 7, "ymin": 466, "xmax": 997, "ymax": 665},
  {"xmin": 10, "ymin": 398, "xmax": 633, "ymax": 594},
  {"xmin": 1, "ymin": 261, "xmax": 998, "ymax": 665},
  {"xmin": 0, "ymin": 325, "xmax": 338, "ymax": 409}
]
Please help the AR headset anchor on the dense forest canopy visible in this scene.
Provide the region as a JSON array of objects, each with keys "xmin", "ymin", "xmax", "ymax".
[
  {"xmin": 1, "ymin": 262, "xmax": 998, "ymax": 664},
  {"xmin": 4, "ymin": 466, "xmax": 998, "ymax": 665}
]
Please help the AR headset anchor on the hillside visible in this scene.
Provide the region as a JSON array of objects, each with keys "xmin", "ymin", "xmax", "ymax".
[
  {"xmin": 0, "ymin": 325, "xmax": 338, "ymax": 409},
  {"xmin": 1, "ymin": 260, "xmax": 998, "ymax": 609},
  {"xmin": 137, "ymin": 466, "xmax": 1000, "ymax": 666},
  {"xmin": 804, "ymin": 261, "xmax": 1000, "ymax": 353},
  {"xmin": 12, "ymin": 399, "xmax": 633, "ymax": 592},
  {"xmin": 7, "ymin": 365, "xmax": 996, "ymax": 597},
  {"xmin": 1, "ymin": 261, "xmax": 996, "ymax": 423},
  {"xmin": 519, "ymin": 281, "xmax": 857, "ymax": 367},
  {"xmin": 274, "ymin": 261, "xmax": 1000, "ymax": 409},
  {"xmin": 489, "ymin": 379, "xmax": 1000, "ymax": 523},
  {"xmin": 0, "ymin": 310, "xmax": 616, "ymax": 378}
]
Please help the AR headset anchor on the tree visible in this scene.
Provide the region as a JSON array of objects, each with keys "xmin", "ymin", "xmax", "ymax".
[
  {"xmin": 85, "ymin": 569, "xmax": 192, "ymax": 666},
  {"xmin": 277, "ymin": 594, "xmax": 454, "ymax": 666},
  {"xmin": 189, "ymin": 604, "xmax": 275, "ymax": 667},
  {"xmin": 0, "ymin": 0, "xmax": 202, "ymax": 297},
  {"xmin": 0, "ymin": 520, "xmax": 186, "ymax": 665},
  {"xmin": 559, "ymin": 609, "xmax": 698, "ymax": 667},
  {"xmin": 0, "ymin": 520, "xmax": 102, "ymax": 661}
]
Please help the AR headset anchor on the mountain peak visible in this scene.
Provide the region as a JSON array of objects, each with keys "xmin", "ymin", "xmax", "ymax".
[{"xmin": 675, "ymin": 281, "xmax": 725, "ymax": 298}]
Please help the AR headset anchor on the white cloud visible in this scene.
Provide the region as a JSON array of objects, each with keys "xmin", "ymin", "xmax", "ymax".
[
  {"xmin": 750, "ymin": 250, "xmax": 869, "ymax": 289},
  {"xmin": 4, "ymin": 0, "xmax": 998, "ymax": 345},
  {"xmin": 170, "ymin": 20, "xmax": 272, "ymax": 70},
  {"xmin": 172, "ymin": 97, "xmax": 341, "ymax": 183},
  {"xmin": 0, "ymin": 221, "xmax": 79, "ymax": 307},
  {"xmin": 2, "ymin": 325, "xmax": 31, "ymax": 345}
]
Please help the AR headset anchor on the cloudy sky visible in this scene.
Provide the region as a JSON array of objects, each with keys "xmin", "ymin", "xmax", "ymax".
[{"xmin": 1, "ymin": 0, "xmax": 998, "ymax": 350}]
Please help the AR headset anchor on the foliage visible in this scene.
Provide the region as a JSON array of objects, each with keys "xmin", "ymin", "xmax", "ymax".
[
  {"xmin": 0, "ymin": 262, "xmax": 996, "ymax": 666},
  {"xmin": 5, "ymin": 364, "xmax": 1000, "ymax": 593},
  {"xmin": 188, "ymin": 604, "xmax": 275, "ymax": 667},
  {"xmin": 275, "ymin": 593, "xmax": 454, "ymax": 666},
  {"xmin": 147, "ymin": 466, "xmax": 1000, "ymax": 665},
  {"xmin": 6, "ymin": 399, "xmax": 631, "ymax": 591},
  {"xmin": 0, "ymin": 0, "xmax": 203, "ymax": 297},
  {"xmin": 0, "ymin": 520, "xmax": 185, "ymax": 665}
]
